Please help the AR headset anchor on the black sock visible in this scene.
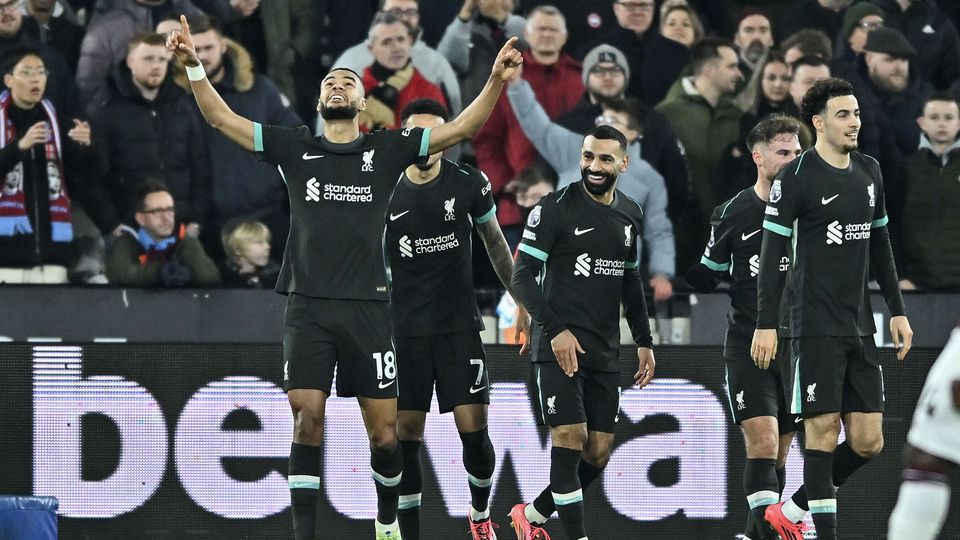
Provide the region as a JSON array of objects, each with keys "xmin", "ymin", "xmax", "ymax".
[
  {"xmin": 397, "ymin": 440, "xmax": 422, "ymax": 539},
  {"xmin": 776, "ymin": 467, "xmax": 787, "ymax": 496},
  {"xmin": 550, "ymin": 447, "xmax": 586, "ymax": 539},
  {"xmin": 532, "ymin": 457, "xmax": 604, "ymax": 519},
  {"xmin": 744, "ymin": 458, "xmax": 779, "ymax": 539},
  {"xmin": 289, "ymin": 443, "xmax": 321, "ymax": 540},
  {"xmin": 744, "ymin": 512, "xmax": 758, "ymax": 540},
  {"xmin": 832, "ymin": 441, "xmax": 871, "ymax": 486},
  {"xmin": 791, "ymin": 441, "xmax": 872, "ymax": 511},
  {"xmin": 372, "ymin": 442, "xmax": 403, "ymax": 524},
  {"xmin": 460, "ymin": 428, "xmax": 496, "ymax": 515},
  {"xmin": 804, "ymin": 449, "xmax": 837, "ymax": 540}
]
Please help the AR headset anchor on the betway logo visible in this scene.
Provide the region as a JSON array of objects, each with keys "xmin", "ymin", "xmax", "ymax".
[
  {"xmin": 399, "ymin": 235, "xmax": 413, "ymax": 258},
  {"xmin": 826, "ymin": 220, "xmax": 871, "ymax": 245},
  {"xmin": 31, "ymin": 346, "xmax": 728, "ymax": 521}
]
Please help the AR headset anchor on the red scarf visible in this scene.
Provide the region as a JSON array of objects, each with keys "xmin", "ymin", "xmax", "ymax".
[{"xmin": 0, "ymin": 90, "xmax": 72, "ymax": 242}]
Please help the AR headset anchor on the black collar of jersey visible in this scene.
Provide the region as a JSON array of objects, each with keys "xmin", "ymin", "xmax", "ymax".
[
  {"xmin": 314, "ymin": 132, "xmax": 369, "ymax": 153},
  {"xmin": 808, "ymin": 148, "xmax": 854, "ymax": 175},
  {"xmin": 569, "ymin": 180, "xmax": 619, "ymax": 209},
  {"xmin": 399, "ymin": 159, "xmax": 453, "ymax": 191}
]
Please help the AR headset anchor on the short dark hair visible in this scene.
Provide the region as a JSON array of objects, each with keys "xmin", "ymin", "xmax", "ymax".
[
  {"xmin": 0, "ymin": 46, "xmax": 44, "ymax": 76},
  {"xmin": 186, "ymin": 14, "xmax": 222, "ymax": 36},
  {"xmin": 601, "ymin": 97, "xmax": 644, "ymax": 131},
  {"xmin": 781, "ymin": 29, "xmax": 832, "ymax": 61},
  {"xmin": 790, "ymin": 55, "xmax": 828, "ymax": 73},
  {"xmin": 800, "ymin": 77, "xmax": 855, "ymax": 127},
  {"xmin": 923, "ymin": 91, "xmax": 960, "ymax": 110},
  {"xmin": 585, "ymin": 124, "xmax": 628, "ymax": 153},
  {"xmin": 746, "ymin": 114, "xmax": 801, "ymax": 151},
  {"xmin": 135, "ymin": 180, "xmax": 171, "ymax": 212},
  {"xmin": 400, "ymin": 98, "xmax": 449, "ymax": 125},
  {"xmin": 690, "ymin": 37, "xmax": 735, "ymax": 76},
  {"xmin": 736, "ymin": 7, "xmax": 771, "ymax": 30},
  {"xmin": 128, "ymin": 31, "xmax": 168, "ymax": 52}
]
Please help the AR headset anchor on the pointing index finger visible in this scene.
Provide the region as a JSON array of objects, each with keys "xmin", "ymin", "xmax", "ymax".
[{"xmin": 180, "ymin": 14, "xmax": 190, "ymax": 36}]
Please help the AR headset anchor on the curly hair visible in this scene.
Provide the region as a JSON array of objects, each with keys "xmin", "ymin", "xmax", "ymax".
[{"xmin": 800, "ymin": 77, "xmax": 854, "ymax": 127}]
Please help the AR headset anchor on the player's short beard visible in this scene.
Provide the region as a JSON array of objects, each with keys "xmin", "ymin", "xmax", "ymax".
[
  {"xmin": 320, "ymin": 101, "xmax": 359, "ymax": 121},
  {"xmin": 581, "ymin": 167, "xmax": 617, "ymax": 196}
]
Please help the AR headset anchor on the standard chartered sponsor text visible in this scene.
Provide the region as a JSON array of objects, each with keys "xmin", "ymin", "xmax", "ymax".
[
  {"xmin": 414, "ymin": 232, "xmax": 459, "ymax": 254},
  {"xmin": 324, "ymin": 184, "xmax": 373, "ymax": 202},
  {"xmin": 594, "ymin": 257, "xmax": 625, "ymax": 276}
]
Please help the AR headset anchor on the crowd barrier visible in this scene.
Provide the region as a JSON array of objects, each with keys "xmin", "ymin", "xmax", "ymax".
[
  {"xmin": 0, "ymin": 287, "xmax": 957, "ymax": 347},
  {"xmin": 0, "ymin": 343, "xmax": 956, "ymax": 539}
]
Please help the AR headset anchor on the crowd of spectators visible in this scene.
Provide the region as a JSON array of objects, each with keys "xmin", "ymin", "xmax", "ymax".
[{"xmin": 0, "ymin": 0, "xmax": 958, "ymax": 294}]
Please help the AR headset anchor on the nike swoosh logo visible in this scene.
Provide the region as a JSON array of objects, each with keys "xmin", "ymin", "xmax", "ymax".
[
  {"xmin": 574, "ymin": 227, "xmax": 594, "ymax": 236},
  {"xmin": 378, "ymin": 379, "xmax": 395, "ymax": 389},
  {"xmin": 468, "ymin": 386, "xmax": 487, "ymax": 394},
  {"xmin": 302, "ymin": 152, "xmax": 324, "ymax": 160},
  {"xmin": 821, "ymin": 194, "xmax": 839, "ymax": 205},
  {"xmin": 389, "ymin": 211, "xmax": 409, "ymax": 221},
  {"xmin": 741, "ymin": 229, "xmax": 761, "ymax": 241}
]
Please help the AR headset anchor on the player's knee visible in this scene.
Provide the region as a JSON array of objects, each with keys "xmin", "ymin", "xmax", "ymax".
[
  {"xmin": 583, "ymin": 448, "xmax": 611, "ymax": 469},
  {"xmin": 292, "ymin": 408, "xmax": 324, "ymax": 441},
  {"xmin": 551, "ymin": 425, "xmax": 588, "ymax": 450},
  {"xmin": 368, "ymin": 427, "xmax": 399, "ymax": 453},
  {"xmin": 850, "ymin": 433, "xmax": 883, "ymax": 458},
  {"xmin": 745, "ymin": 430, "xmax": 779, "ymax": 458}
]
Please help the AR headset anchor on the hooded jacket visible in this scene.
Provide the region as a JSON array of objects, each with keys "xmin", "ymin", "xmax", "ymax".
[{"xmin": 85, "ymin": 62, "xmax": 210, "ymax": 232}]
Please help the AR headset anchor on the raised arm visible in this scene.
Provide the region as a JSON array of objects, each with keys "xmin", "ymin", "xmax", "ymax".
[
  {"xmin": 167, "ymin": 15, "xmax": 255, "ymax": 152},
  {"xmin": 427, "ymin": 37, "xmax": 522, "ymax": 153}
]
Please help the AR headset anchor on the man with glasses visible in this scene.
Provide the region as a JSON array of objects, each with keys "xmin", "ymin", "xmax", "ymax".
[
  {"xmin": 321, "ymin": 0, "xmax": 461, "ymax": 129},
  {"xmin": 105, "ymin": 179, "xmax": 220, "ymax": 286},
  {"xmin": 0, "ymin": 0, "xmax": 76, "ymax": 115},
  {"xmin": 0, "ymin": 46, "xmax": 90, "ymax": 284},
  {"xmin": 557, "ymin": 44, "xmax": 690, "ymax": 237},
  {"xmin": 577, "ymin": 0, "xmax": 689, "ymax": 106}
]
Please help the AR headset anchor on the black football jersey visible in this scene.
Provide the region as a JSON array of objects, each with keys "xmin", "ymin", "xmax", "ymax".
[
  {"xmin": 254, "ymin": 123, "xmax": 430, "ymax": 300},
  {"xmin": 517, "ymin": 182, "xmax": 645, "ymax": 371},
  {"xmin": 385, "ymin": 160, "xmax": 496, "ymax": 337},
  {"xmin": 759, "ymin": 149, "xmax": 888, "ymax": 337},
  {"xmin": 699, "ymin": 188, "xmax": 789, "ymax": 340}
]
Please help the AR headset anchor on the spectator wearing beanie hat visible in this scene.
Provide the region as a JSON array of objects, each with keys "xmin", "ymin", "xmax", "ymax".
[
  {"xmin": 832, "ymin": 2, "xmax": 885, "ymax": 75},
  {"xmin": 558, "ymin": 44, "xmax": 690, "ymax": 222}
]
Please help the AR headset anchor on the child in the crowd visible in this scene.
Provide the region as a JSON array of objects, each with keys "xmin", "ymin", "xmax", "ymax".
[{"xmin": 220, "ymin": 219, "xmax": 280, "ymax": 288}]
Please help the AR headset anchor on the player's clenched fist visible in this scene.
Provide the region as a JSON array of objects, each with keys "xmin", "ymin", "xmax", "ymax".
[
  {"xmin": 166, "ymin": 15, "xmax": 201, "ymax": 67},
  {"xmin": 491, "ymin": 37, "xmax": 523, "ymax": 83}
]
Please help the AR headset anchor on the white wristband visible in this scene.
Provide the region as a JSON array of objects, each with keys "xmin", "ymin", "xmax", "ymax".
[{"xmin": 186, "ymin": 64, "xmax": 206, "ymax": 81}]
